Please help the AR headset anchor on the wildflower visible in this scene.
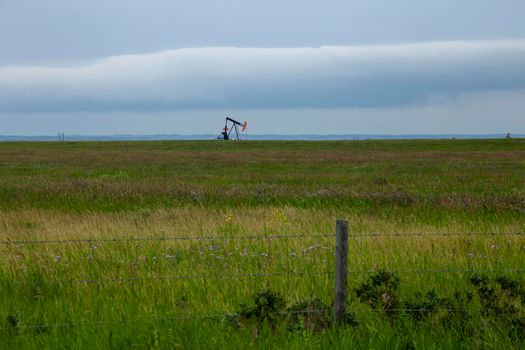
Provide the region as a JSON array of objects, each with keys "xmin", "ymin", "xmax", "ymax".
[
  {"xmin": 55, "ymin": 255, "xmax": 61, "ymax": 262},
  {"xmin": 261, "ymin": 252, "xmax": 269, "ymax": 257},
  {"xmin": 467, "ymin": 252, "xmax": 475, "ymax": 258},
  {"xmin": 209, "ymin": 245, "xmax": 219, "ymax": 252}
]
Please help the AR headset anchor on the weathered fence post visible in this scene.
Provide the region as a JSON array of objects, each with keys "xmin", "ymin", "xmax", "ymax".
[{"xmin": 334, "ymin": 219, "xmax": 348, "ymax": 325}]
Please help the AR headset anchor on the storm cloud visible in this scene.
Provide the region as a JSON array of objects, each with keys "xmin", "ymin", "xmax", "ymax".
[{"xmin": 1, "ymin": 40, "xmax": 525, "ymax": 112}]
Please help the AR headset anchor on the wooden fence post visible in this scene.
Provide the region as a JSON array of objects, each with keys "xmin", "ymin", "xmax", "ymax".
[{"xmin": 334, "ymin": 219, "xmax": 348, "ymax": 325}]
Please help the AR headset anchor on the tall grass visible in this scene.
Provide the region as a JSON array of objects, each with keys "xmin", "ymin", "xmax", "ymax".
[{"xmin": 0, "ymin": 139, "xmax": 524, "ymax": 348}]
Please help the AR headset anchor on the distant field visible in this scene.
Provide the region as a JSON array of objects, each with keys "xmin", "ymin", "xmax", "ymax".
[{"xmin": 0, "ymin": 139, "xmax": 524, "ymax": 348}]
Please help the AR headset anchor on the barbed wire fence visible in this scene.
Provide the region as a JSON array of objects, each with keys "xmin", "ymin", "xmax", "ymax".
[
  {"xmin": 1, "ymin": 220, "xmax": 523, "ymax": 330},
  {"xmin": 1, "ymin": 232, "xmax": 523, "ymax": 246}
]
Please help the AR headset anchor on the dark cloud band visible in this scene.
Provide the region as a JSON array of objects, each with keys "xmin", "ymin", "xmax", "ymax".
[{"xmin": 1, "ymin": 40, "xmax": 525, "ymax": 112}]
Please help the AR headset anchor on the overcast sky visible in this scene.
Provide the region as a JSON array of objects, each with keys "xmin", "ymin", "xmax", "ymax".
[{"xmin": 1, "ymin": 0, "xmax": 524, "ymax": 135}]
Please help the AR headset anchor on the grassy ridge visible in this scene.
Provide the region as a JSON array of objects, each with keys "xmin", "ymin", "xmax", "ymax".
[{"xmin": 0, "ymin": 139, "xmax": 524, "ymax": 349}]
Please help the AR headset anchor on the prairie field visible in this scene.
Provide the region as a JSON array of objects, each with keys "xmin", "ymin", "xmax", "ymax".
[{"xmin": 0, "ymin": 139, "xmax": 524, "ymax": 349}]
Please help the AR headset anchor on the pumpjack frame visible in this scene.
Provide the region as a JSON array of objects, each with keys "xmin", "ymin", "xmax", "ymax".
[{"xmin": 217, "ymin": 117, "xmax": 246, "ymax": 140}]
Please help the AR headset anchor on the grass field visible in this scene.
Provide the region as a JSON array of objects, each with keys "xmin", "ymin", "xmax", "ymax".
[{"xmin": 0, "ymin": 139, "xmax": 524, "ymax": 349}]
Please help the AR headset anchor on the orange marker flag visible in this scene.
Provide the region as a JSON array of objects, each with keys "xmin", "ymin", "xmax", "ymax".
[{"xmin": 242, "ymin": 121, "xmax": 247, "ymax": 132}]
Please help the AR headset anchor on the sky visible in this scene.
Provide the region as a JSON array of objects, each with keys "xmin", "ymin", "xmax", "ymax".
[{"xmin": 1, "ymin": 0, "xmax": 524, "ymax": 135}]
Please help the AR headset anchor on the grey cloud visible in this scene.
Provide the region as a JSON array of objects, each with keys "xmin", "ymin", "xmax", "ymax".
[{"xmin": 1, "ymin": 40, "xmax": 525, "ymax": 112}]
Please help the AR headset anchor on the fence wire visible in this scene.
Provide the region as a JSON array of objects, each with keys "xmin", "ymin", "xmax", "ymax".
[
  {"xmin": 352, "ymin": 268, "xmax": 525, "ymax": 274},
  {"xmin": 0, "ymin": 306, "xmax": 491, "ymax": 331},
  {"xmin": 0, "ymin": 309, "xmax": 328, "ymax": 331},
  {"xmin": 3, "ymin": 271, "xmax": 331, "ymax": 286},
  {"xmin": 3, "ymin": 268, "xmax": 525, "ymax": 287},
  {"xmin": 350, "ymin": 232, "xmax": 524, "ymax": 238},
  {"xmin": 0, "ymin": 234, "xmax": 335, "ymax": 245},
  {"xmin": 1, "ymin": 232, "xmax": 523, "ymax": 246}
]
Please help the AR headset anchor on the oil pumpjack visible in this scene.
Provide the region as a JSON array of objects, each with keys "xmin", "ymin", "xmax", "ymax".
[{"xmin": 217, "ymin": 117, "xmax": 247, "ymax": 140}]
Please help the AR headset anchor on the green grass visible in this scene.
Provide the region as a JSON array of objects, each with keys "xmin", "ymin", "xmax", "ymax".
[{"xmin": 0, "ymin": 139, "xmax": 524, "ymax": 349}]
